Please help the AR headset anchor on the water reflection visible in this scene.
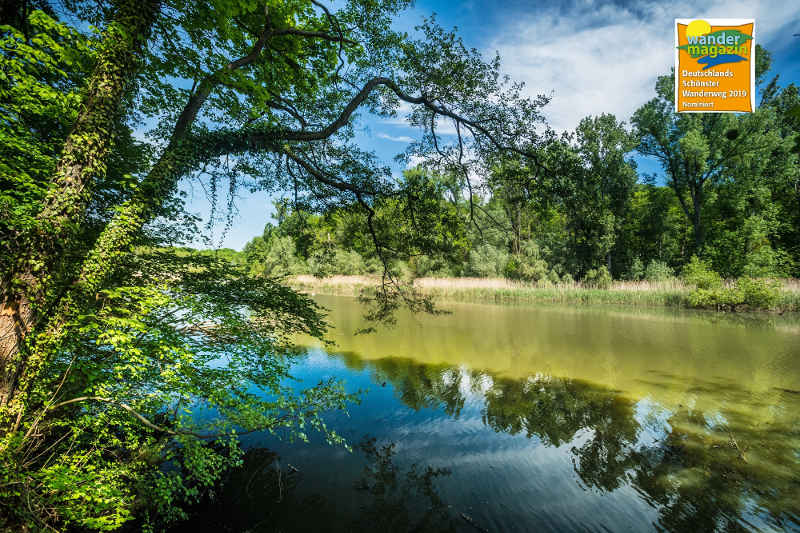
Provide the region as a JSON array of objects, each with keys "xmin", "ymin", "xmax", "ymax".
[
  {"xmin": 353, "ymin": 437, "xmax": 458, "ymax": 532},
  {"xmin": 173, "ymin": 436, "xmax": 460, "ymax": 533},
  {"xmin": 333, "ymin": 352, "xmax": 800, "ymax": 532},
  {"xmin": 177, "ymin": 296, "xmax": 800, "ymax": 532},
  {"xmin": 338, "ymin": 351, "xmax": 476, "ymax": 418}
]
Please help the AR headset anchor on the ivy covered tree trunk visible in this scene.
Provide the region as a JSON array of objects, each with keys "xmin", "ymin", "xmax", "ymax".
[{"xmin": 0, "ymin": 0, "xmax": 159, "ymax": 423}]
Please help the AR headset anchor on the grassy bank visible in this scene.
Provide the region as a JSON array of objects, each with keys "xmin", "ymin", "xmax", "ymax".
[{"xmin": 289, "ymin": 275, "xmax": 800, "ymax": 311}]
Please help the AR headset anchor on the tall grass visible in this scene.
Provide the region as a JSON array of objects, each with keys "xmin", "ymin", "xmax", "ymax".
[
  {"xmin": 289, "ymin": 275, "xmax": 800, "ymax": 312},
  {"xmin": 411, "ymin": 277, "xmax": 690, "ymax": 307},
  {"xmin": 290, "ymin": 275, "xmax": 689, "ymax": 307}
]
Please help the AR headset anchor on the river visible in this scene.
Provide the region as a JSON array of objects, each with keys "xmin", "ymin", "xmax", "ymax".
[{"xmin": 178, "ymin": 295, "xmax": 800, "ymax": 532}]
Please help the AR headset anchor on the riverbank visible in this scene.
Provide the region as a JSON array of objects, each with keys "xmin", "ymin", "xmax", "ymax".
[{"xmin": 289, "ymin": 275, "xmax": 800, "ymax": 311}]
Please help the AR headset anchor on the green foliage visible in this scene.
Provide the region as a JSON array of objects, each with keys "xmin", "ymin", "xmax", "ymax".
[
  {"xmin": 633, "ymin": 50, "xmax": 800, "ymax": 268},
  {"xmin": 644, "ymin": 260, "xmax": 674, "ymax": 282},
  {"xmin": 334, "ymin": 249, "xmax": 370, "ymax": 275},
  {"xmin": 308, "ymin": 240, "xmax": 338, "ymax": 278},
  {"xmin": 246, "ymin": 235, "xmax": 307, "ymax": 277},
  {"xmin": 738, "ymin": 277, "xmax": 783, "ymax": 309},
  {"xmin": 582, "ymin": 265, "xmax": 612, "ymax": 289},
  {"xmin": 0, "ymin": 251, "xmax": 354, "ymax": 530},
  {"xmin": 409, "ymin": 254, "xmax": 453, "ymax": 278},
  {"xmin": 739, "ymin": 213, "xmax": 788, "ymax": 277},
  {"xmin": 466, "ymin": 244, "xmax": 508, "ymax": 277},
  {"xmin": 687, "ymin": 277, "xmax": 781, "ymax": 310},
  {"xmin": 628, "ymin": 257, "xmax": 644, "ymax": 281},
  {"xmin": 682, "ymin": 256, "xmax": 722, "ymax": 289},
  {"xmin": 503, "ymin": 242, "xmax": 549, "ymax": 282},
  {"xmin": 0, "ymin": 10, "xmax": 94, "ymax": 235}
]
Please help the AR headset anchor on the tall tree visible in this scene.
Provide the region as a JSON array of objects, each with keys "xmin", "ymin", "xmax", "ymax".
[
  {"xmin": 572, "ymin": 114, "xmax": 638, "ymax": 275},
  {"xmin": 632, "ymin": 46, "xmax": 776, "ymax": 256},
  {"xmin": 0, "ymin": 1, "xmax": 553, "ymax": 527},
  {"xmin": 1, "ymin": 0, "xmax": 551, "ymax": 428}
]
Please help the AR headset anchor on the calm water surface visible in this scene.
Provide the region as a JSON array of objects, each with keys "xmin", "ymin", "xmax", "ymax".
[{"xmin": 182, "ymin": 296, "xmax": 800, "ymax": 532}]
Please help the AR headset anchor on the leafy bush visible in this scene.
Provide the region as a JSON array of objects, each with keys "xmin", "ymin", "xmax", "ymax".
[
  {"xmin": 502, "ymin": 256, "xmax": 523, "ymax": 280},
  {"xmin": 644, "ymin": 260, "xmax": 673, "ymax": 281},
  {"xmin": 742, "ymin": 245, "xmax": 789, "ymax": 278},
  {"xmin": 467, "ymin": 244, "xmax": 508, "ymax": 277},
  {"xmin": 333, "ymin": 249, "xmax": 368, "ymax": 275},
  {"xmin": 260, "ymin": 236, "xmax": 306, "ymax": 277},
  {"xmin": 737, "ymin": 277, "xmax": 782, "ymax": 309},
  {"xmin": 411, "ymin": 254, "xmax": 454, "ymax": 277},
  {"xmin": 390, "ymin": 260, "xmax": 413, "ymax": 281},
  {"xmin": 687, "ymin": 286, "xmax": 740, "ymax": 309},
  {"xmin": 682, "ymin": 255, "xmax": 722, "ymax": 289},
  {"xmin": 561, "ymin": 272, "xmax": 575, "ymax": 285},
  {"xmin": 738, "ymin": 213, "xmax": 787, "ymax": 278},
  {"xmin": 628, "ymin": 257, "xmax": 644, "ymax": 281},
  {"xmin": 363, "ymin": 256, "xmax": 383, "ymax": 274},
  {"xmin": 503, "ymin": 242, "xmax": 549, "ymax": 282},
  {"xmin": 687, "ymin": 277, "xmax": 781, "ymax": 310},
  {"xmin": 504, "ymin": 255, "xmax": 548, "ymax": 281},
  {"xmin": 308, "ymin": 241, "xmax": 368, "ymax": 277},
  {"xmin": 583, "ymin": 266, "xmax": 612, "ymax": 289}
]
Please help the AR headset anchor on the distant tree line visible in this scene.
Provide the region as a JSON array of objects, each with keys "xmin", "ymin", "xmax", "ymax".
[{"xmin": 241, "ymin": 50, "xmax": 799, "ymax": 285}]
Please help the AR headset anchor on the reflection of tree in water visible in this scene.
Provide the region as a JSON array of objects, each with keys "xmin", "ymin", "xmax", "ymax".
[
  {"xmin": 340, "ymin": 353, "xmax": 800, "ymax": 532},
  {"xmin": 482, "ymin": 374, "xmax": 641, "ymax": 493},
  {"xmin": 171, "ymin": 439, "xmax": 459, "ymax": 533},
  {"xmin": 339, "ymin": 351, "xmax": 475, "ymax": 418},
  {"xmin": 625, "ymin": 400, "xmax": 800, "ymax": 532},
  {"xmin": 353, "ymin": 437, "xmax": 457, "ymax": 532}
]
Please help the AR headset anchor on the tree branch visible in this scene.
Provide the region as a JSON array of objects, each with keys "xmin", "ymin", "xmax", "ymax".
[
  {"xmin": 282, "ymin": 147, "xmax": 367, "ymax": 195},
  {"xmin": 48, "ymin": 395, "xmax": 300, "ymax": 441},
  {"xmin": 271, "ymin": 27, "xmax": 356, "ymax": 45},
  {"xmin": 171, "ymin": 9, "xmax": 272, "ymax": 143},
  {"xmin": 197, "ymin": 77, "xmax": 548, "ymax": 171},
  {"xmin": 49, "ymin": 396, "xmax": 181, "ymax": 435}
]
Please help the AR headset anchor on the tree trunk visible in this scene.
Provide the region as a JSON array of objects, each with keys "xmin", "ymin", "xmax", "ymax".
[
  {"xmin": 0, "ymin": 0, "xmax": 160, "ymax": 419},
  {"xmin": 0, "ymin": 280, "xmax": 35, "ymax": 408}
]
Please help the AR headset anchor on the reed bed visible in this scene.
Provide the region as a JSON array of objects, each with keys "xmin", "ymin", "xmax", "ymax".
[
  {"xmin": 289, "ymin": 275, "xmax": 689, "ymax": 307},
  {"xmin": 413, "ymin": 279, "xmax": 689, "ymax": 307},
  {"xmin": 288, "ymin": 275, "xmax": 800, "ymax": 312}
]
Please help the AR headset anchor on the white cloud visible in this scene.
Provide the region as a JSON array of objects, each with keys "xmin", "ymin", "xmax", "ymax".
[
  {"xmin": 377, "ymin": 132, "xmax": 416, "ymax": 143},
  {"xmin": 404, "ymin": 153, "xmax": 426, "ymax": 170},
  {"xmin": 489, "ymin": 0, "xmax": 800, "ymax": 132}
]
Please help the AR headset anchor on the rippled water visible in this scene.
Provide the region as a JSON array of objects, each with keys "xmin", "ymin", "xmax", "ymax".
[{"xmin": 179, "ymin": 296, "xmax": 800, "ymax": 532}]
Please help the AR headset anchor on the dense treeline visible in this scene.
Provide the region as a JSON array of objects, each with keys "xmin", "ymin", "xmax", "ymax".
[{"xmin": 242, "ymin": 55, "xmax": 800, "ymax": 285}]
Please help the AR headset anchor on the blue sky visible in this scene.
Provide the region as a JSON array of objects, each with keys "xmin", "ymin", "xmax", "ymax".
[{"xmin": 187, "ymin": 0, "xmax": 800, "ymax": 250}]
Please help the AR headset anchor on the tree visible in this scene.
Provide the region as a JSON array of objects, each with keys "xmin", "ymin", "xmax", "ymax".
[
  {"xmin": 572, "ymin": 114, "xmax": 638, "ymax": 276},
  {"xmin": 616, "ymin": 183, "xmax": 688, "ymax": 276},
  {"xmin": 0, "ymin": 1, "xmax": 553, "ymax": 528},
  {"xmin": 1, "ymin": 0, "xmax": 549, "ymax": 417},
  {"xmin": 632, "ymin": 46, "xmax": 783, "ymax": 257}
]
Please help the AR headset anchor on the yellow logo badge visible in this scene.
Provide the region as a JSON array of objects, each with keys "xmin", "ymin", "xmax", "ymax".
[{"xmin": 675, "ymin": 18, "xmax": 755, "ymax": 113}]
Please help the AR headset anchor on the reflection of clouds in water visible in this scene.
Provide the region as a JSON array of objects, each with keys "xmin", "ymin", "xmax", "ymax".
[
  {"xmin": 633, "ymin": 397, "xmax": 673, "ymax": 446},
  {"xmin": 279, "ymin": 324, "xmax": 800, "ymax": 533},
  {"xmin": 703, "ymin": 411, "xmax": 729, "ymax": 430},
  {"xmin": 293, "ymin": 347, "xmax": 342, "ymax": 370},
  {"xmin": 350, "ymin": 352, "xmax": 799, "ymax": 531}
]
